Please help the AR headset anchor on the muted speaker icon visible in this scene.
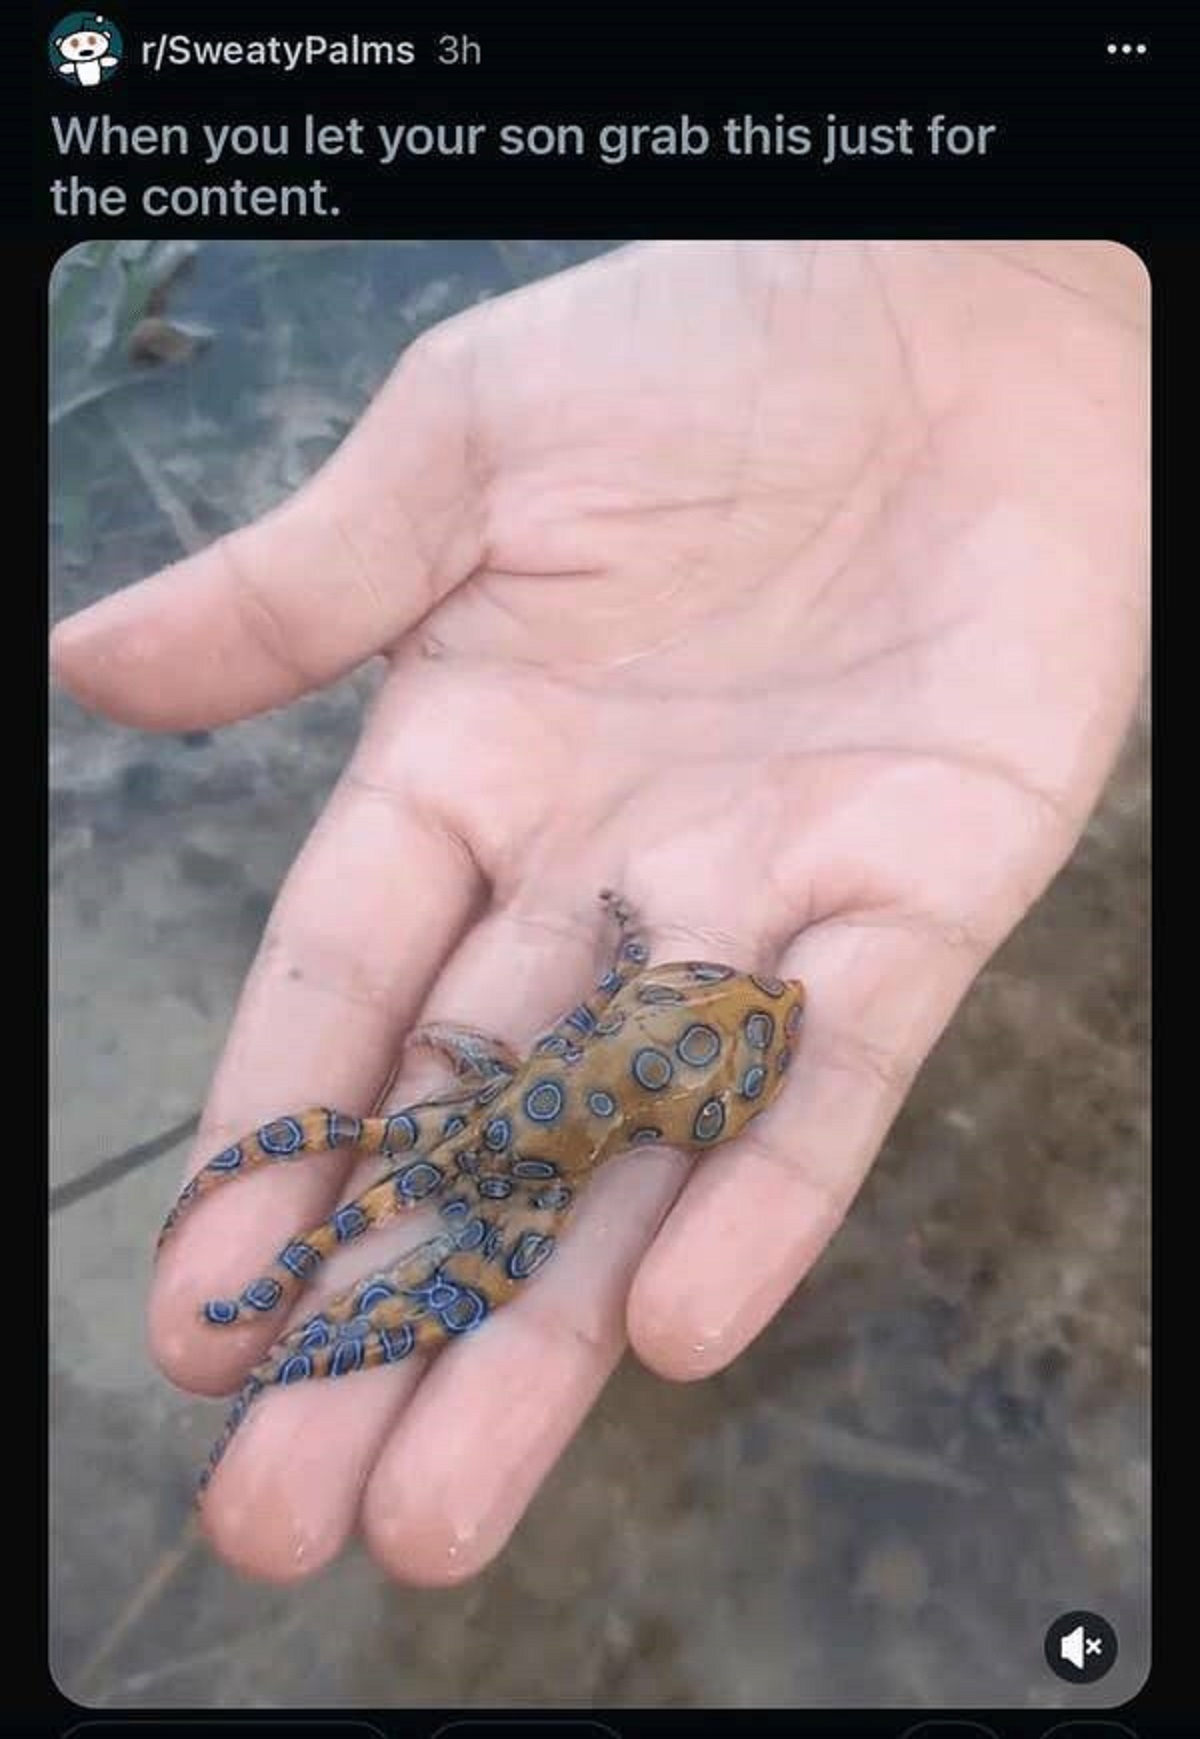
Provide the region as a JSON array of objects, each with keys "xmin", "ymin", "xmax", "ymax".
[
  {"xmin": 1061, "ymin": 1625, "xmax": 1090, "ymax": 1669},
  {"xmin": 1045, "ymin": 1611, "xmax": 1118, "ymax": 1683}
]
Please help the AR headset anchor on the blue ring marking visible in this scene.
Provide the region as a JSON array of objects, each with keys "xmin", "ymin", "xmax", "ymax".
[
  {"xmin": 786, "ymin": 1001, "xmax": 805, "ymax": 1036},
  {"xmin": 475, "ymin": 1076, "xmax": 508, "ymax": 1105},
  {"xmin": 562, "ymin": 1044, "xmax": 584, "ymax": 1064},
  {"xmin": 356, "ymin": 1280, "xmax": 398, "ymax": 1312},
  {"xmin": 688, "ymin": 962, "xmax": 734, "ymax": 982},
  {"xmin": 693, "ymin": 1098, "xmax": 727, "ymax": 1142},
  {"xmin": 440, "ymin": 1286, "xmax": 489, "ymax": 1333},
  {"xmin": 299, "ymin": 1314, "xmax": 334, "ymax": 1350},
  {"xmin": 566, "ymin": 1003, "xmax": 597, "ymax": 1034},
  {"xmin": 297, "ymin": 1317, "xmax": 332, "ymax": 1351},
  {"xmin": 477, "ymin": 1175, "xmax": 513, "ymax": 1200},
  {"xmin": 587, "ymin": 1089, "xmax": 617, "ymax": 1118},
  {"xmin": 596, "ymin": 969, "xmax": 622, "ymax": 994},
  {"xmin": 337, "ymin": 1314, "xmax": 373, "ymax": 1340},
  {"xmin": 637, "ymin": 982, "xmax": 685, "ymax": 1004},
  {"xmin": 203, "ymin": 1298, "xmax": 239, "ymax": 1325},
  {"xmin": 383, "ymin": 1112, "xmax": 419, "ymax": 1152},
  {"xmin": 484, "ymin": 1116, "xmax": 511, "ymax": 1152},
  {"xmin": 622, "ymin": 939, "xmax": 649, "ymax": 963},
  {"xmin": 751, "ymin": 973, "xmax": 786, "ymax": 998},
  {"xmin": 333, "ymin": 1203, "xmax": 369, "ymax": 1241},
  {"xmin": 326, "ymin": 1111, "xmax": 363, "ymax": 1148},
  {"xmin": 482, "ymin": 1224, "xmax": 505, "ymax": 1260},
  {"xmin": 777, "ymin": 1045, "xmax": 793, "ymax": 1073},
  {"xmin": 632, "ymin": 1046, "xmax": 674, "ymax": 1091},
  {"xmin": 512, "ymin": 1158, "xmax": 557, "ymax": 1179},
  {"xmin": 241, "ymin": 1277, "xmax": 283, "ymax": 1312},
  {"xmin": 744, "ymin": 1011, "xmax": 775, "ymax": 1050},
  {"xmin": 507, "ymin": 1231, "xmax": 556, "ymax": 1281},
  {"xmin": 423, "ymin": 1280, "xmax": 459, "ymax": 1312},
  {"xmin": 279, "ymin": 1239, "xmax": 321, "ymax": 1278},
  {"xmin": 535, "ymin": 1033, "xmax": 569, "ymax": 1056},
  {"xmin": 631, "ymin": 1126, "xmax": 663, "ymax": 1146},
  {"xmin": 442, "ymin": 1113, "xmax": 468, "ymax": 1138},
  {"xmin": 524, "ymin": 1079, "xmax": 565, "ymax": 1123},
  {"xmin": 379, "ymin": 1323, "xmax": 416, "ymax": 1362},
  {"xmin": 279, "ymin": 1354, "xmax": 313, "ymax": 1385},
  {"xmin": 330, "ymin": 1338, "xmax": 365, "ymax": 1377},
  {"xmin": 740, "ymin": 1065, "xmax": 767, "ymax": 1100},
  {"xmin": 207, "ymin": 1145, "xmax": 243, "ymax": 1173},
  {"xmin": 439, "ymin": 1196, "xmax": 470, "ymax": 1223},
  {"xmin": 456, "ymin": 1216, "xmax": 488, "ymax": 1252},
  {"xmin": 396, "ymin": 1160, "xmax": 443, "ymax": 1200},
  {"xmin": 534, "ymin": 1184, "xmax": 573, "ymax": 1211},
  {"xmin": 676, "ymin": 1023, "xmax": 722, "ymax": 1067},
  {"xmin": 593, "ymin": 1011, "xmax": 626, "ymax": 1036},
  {"xmin": 258, "ymin": 1117, "xmax": 305, "ymax": 1156}
]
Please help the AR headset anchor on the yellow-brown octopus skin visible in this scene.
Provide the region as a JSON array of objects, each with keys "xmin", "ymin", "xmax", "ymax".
[{"xmin": 155, "ymin": 892, "xmax": 805, "ymax": 1491}]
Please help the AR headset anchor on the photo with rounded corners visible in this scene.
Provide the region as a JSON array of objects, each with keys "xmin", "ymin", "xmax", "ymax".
[{"xmin": 48, "ymin": 237, "xmax": 1149, "ymax": 1711}]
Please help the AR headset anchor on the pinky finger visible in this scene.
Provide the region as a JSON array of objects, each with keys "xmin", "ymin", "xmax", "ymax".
[{"xmin": 626, "ymin": 913, "xmax": 990, "ymax": 1380}]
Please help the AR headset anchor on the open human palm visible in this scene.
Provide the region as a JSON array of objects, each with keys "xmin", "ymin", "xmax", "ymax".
[{"xmin": 51, "ymin": 240, "xmax": 1147, "ymax": 1583}]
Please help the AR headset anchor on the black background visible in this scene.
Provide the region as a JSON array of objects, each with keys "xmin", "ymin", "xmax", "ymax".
[
  {"xmin": 18, "ymin": 0, "xmax": 1195, "ymax": 236},
  {"xmin": 18, "ymin": 1, "xmax": 1186, "ymax": 1736}
]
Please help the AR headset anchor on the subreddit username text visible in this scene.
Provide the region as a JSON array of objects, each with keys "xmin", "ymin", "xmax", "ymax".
[{"xmin": 141, "ymin": 35, "xmax": 419, "ymax": 74}]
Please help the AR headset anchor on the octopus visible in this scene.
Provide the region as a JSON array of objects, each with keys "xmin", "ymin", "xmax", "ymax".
[{"xmin": 156, "ymin": 892, "xmax": 806, "ymax": 1491}]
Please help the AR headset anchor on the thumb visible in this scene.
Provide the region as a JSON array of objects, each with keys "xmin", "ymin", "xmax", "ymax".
[{"xmin": 49, "ymin": 334, "xmax": 485, "ymax": 730}]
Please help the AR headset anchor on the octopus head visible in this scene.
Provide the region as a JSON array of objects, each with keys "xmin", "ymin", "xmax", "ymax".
[{"xmin": 720, "ymin": 974, "xmax": 806, "ymax": 1131}]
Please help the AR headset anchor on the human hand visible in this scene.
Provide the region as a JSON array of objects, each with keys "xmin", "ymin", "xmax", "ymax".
[{"xmin": 50, "ymin": 240, "xmax": 1148, "ymax": 1585}]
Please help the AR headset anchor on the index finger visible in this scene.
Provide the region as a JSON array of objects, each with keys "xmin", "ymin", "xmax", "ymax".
[{"xmin": 148, "ymin": 768, "xmax": 484, "ymax": 1395}]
